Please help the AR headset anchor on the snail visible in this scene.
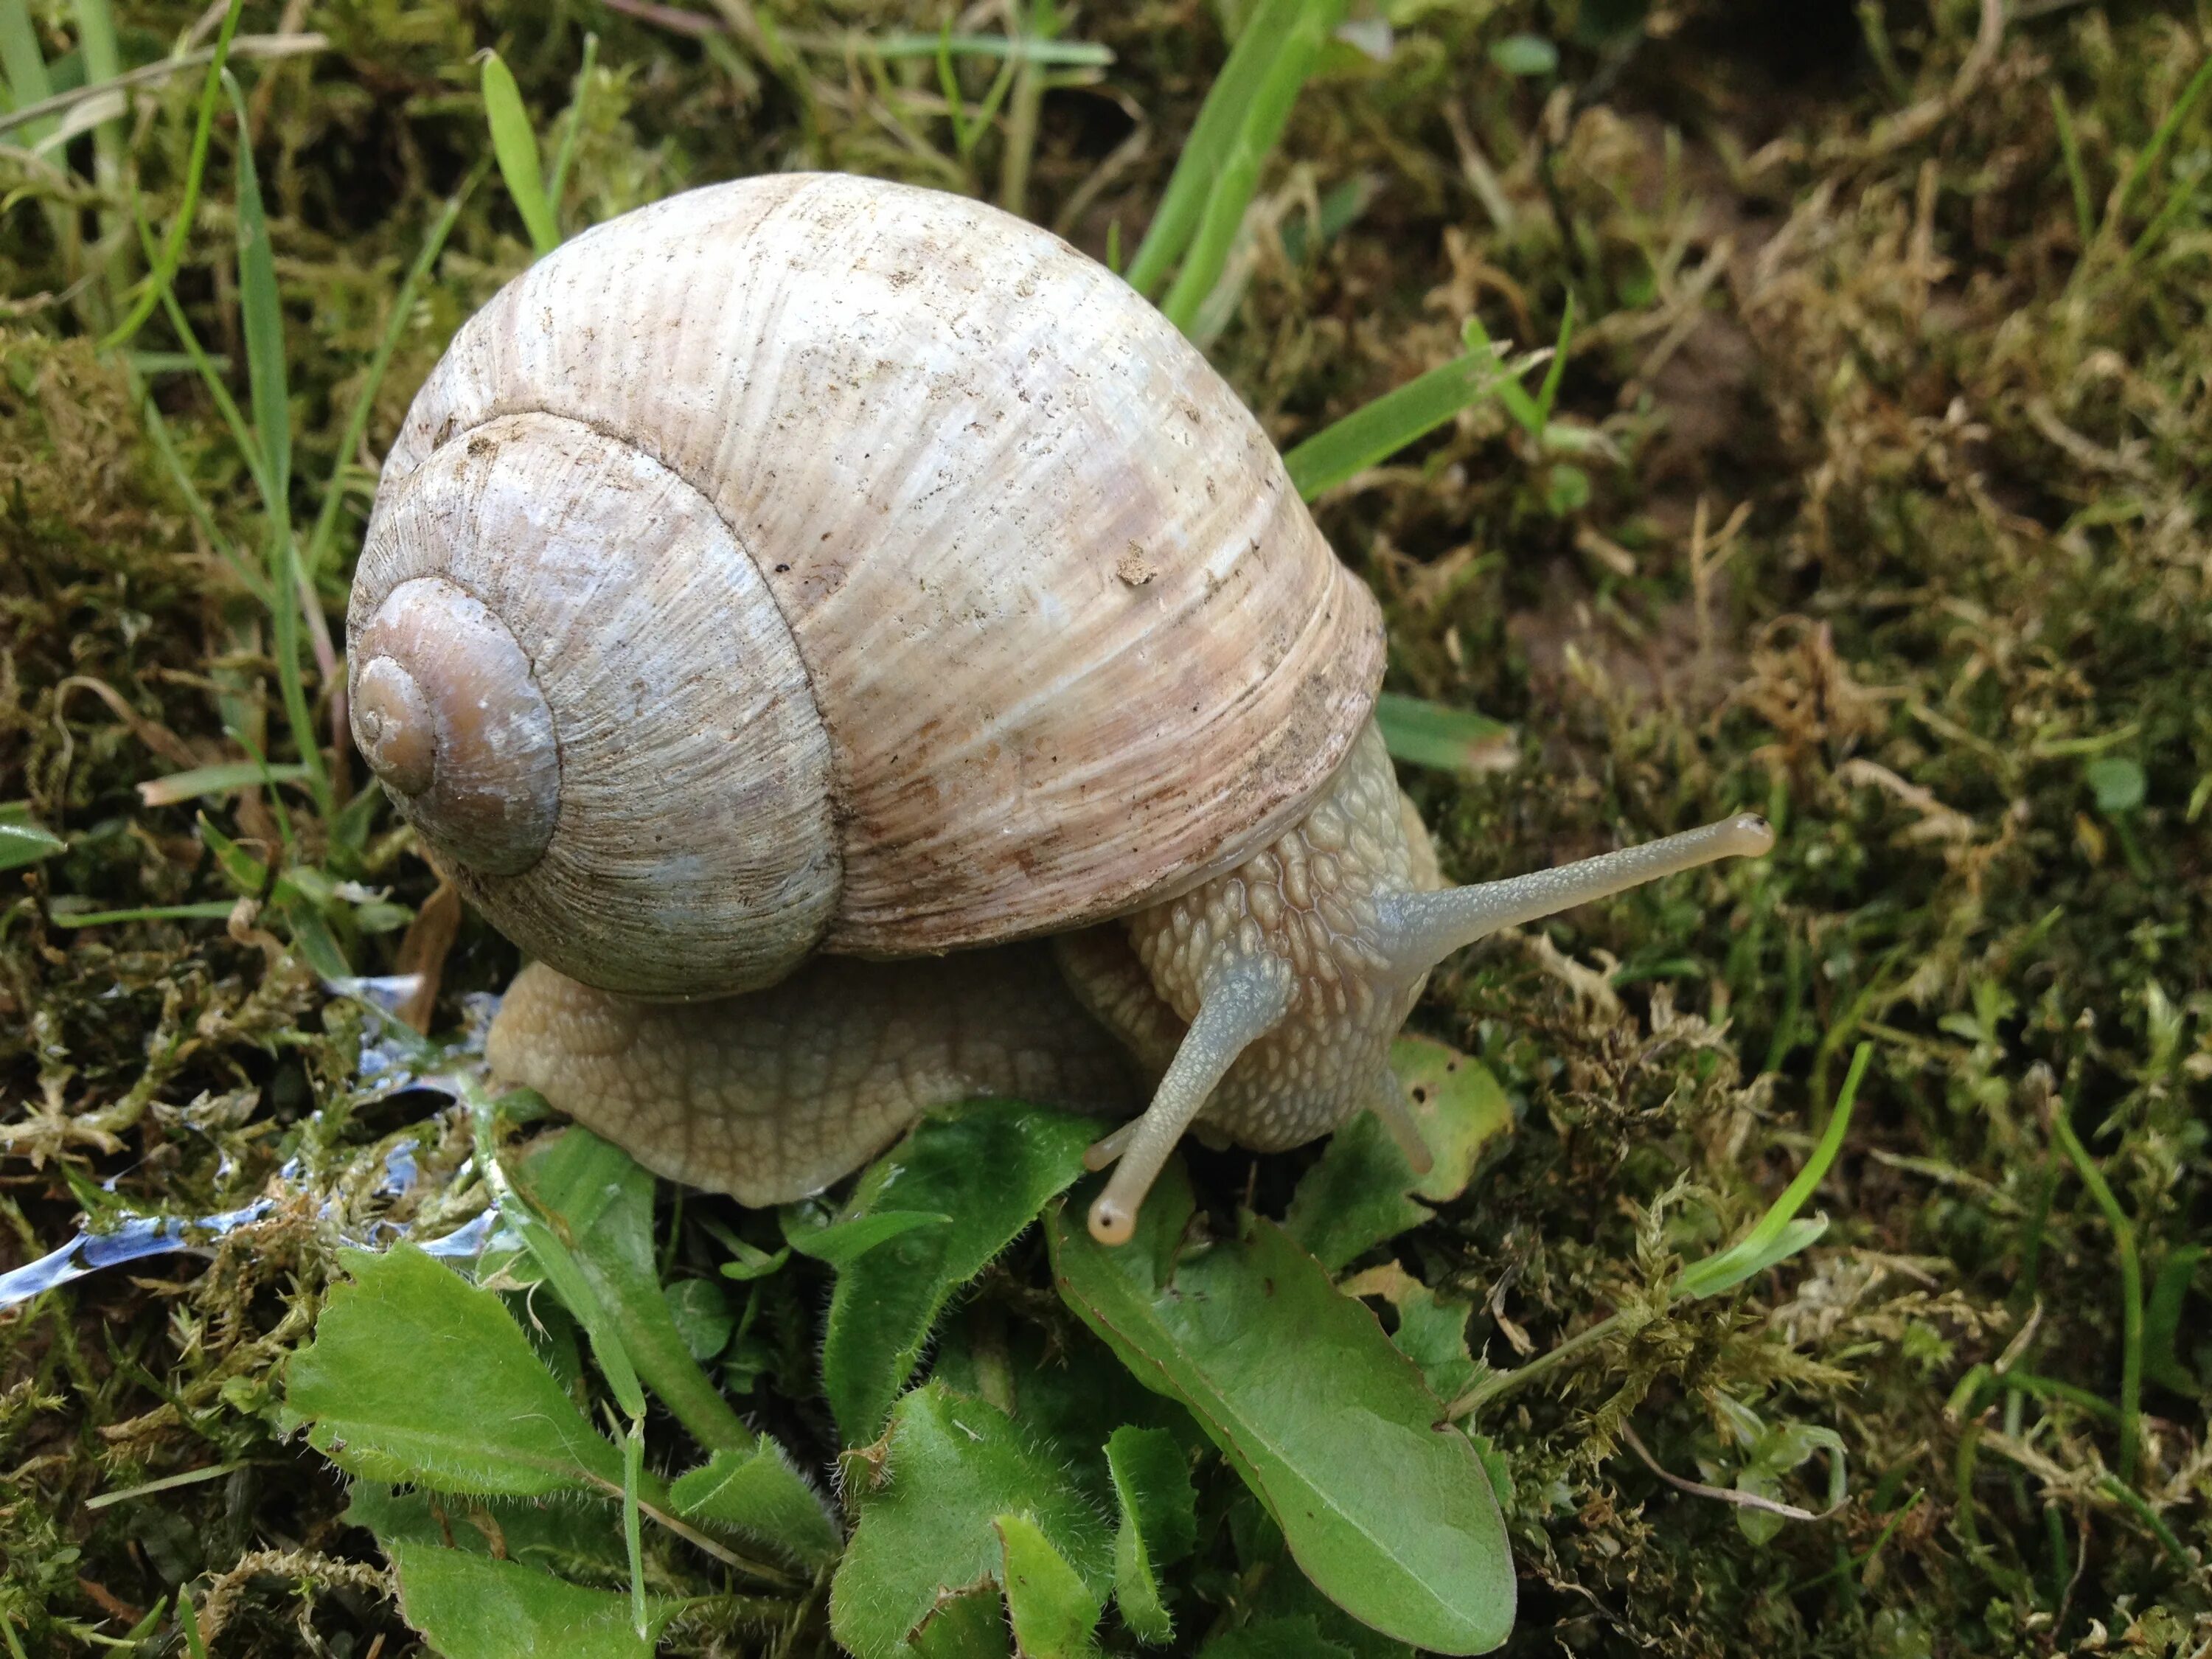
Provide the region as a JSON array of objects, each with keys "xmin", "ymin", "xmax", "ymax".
[{"xmin": 347, "ymin": 173, "xmax": 1773, "ymax": 1245}]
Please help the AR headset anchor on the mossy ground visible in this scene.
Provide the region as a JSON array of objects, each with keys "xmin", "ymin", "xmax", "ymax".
[{"xmin": 2, "ymin": 0, "xmax": 2208, "ymax": 1653}]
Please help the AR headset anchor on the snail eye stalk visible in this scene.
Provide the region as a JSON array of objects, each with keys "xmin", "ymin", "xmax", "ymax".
[
  {"xmin": 1380, "ymin": 813, "xmax": 1775, "ymax": 976},
  {"xmin": 1083, "ymin": 953, "xmax": 1293, "ymax": 1245}
]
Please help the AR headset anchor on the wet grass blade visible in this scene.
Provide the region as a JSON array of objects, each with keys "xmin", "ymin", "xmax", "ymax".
[
  {"xmin": 2049, "ymin": 1102, "xmax": 2142, "ymax": 1484},
  {"xmin": 1158, "ymin": 0, "xmax": 1348, "ymax": 333},
  {"xmin": 100, "ymin": 0, "xmax": 246, "ymax": 349},
  {"xmin": 1373, "ymin": 694, "xmax": 1514, "ymax": 777},
  {"xmin": 0, "ymin": 804, "xmax": 65, "ymax": 871},
  {"xmin": 1672, "ymin": 1042, "xmax": 1867, "ymax": 1301},
  {"xmin": 222, "ymin": 74, "xmax": 330, "ymax": 821},
  {"xmin": 1125, "ymin": 0, "xmax": 1341, "ymax": 302},
  {"xmin": 483, "ymin": 50, "xmax": 560, "ymax": 257},
  {"xmin": 302, "ymin": 167, "xmax": 481, "ymax": 580},
  {"xmin": 0, "ymin": 0, "xmax": 57, "ymax": 145},
  {"xmin": 1284, "ymin": 350, "xmax": 1514, "ymax": 500}
]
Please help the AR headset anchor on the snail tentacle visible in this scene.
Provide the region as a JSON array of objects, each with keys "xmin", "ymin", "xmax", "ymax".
[
  {"xmin": 1084, "ymin": 953, "xmax": 1293, "ymax": 1246},
  {"xmin": 1377, "ymin": 812, "xmax": 1775, "ymax": 975}
]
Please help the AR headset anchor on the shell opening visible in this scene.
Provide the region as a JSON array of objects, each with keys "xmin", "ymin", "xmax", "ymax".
[{"xmin": 349, "ymin": 575, "xmax": 560, "ymax": 877}]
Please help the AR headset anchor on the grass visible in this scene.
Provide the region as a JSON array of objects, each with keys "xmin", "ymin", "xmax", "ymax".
[{"xmin": 2, "ymin": 0, "xmax": 2210, "ymax": 1654}]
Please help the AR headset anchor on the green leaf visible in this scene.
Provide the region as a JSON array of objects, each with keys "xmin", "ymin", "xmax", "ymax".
[
  {"xmin": 820, "ymin": 1101, "xmax": 1100, "ymax": 1442},
  {"xmin": 663, "ymin": 1277, "xmax": 735, "ymax": 1362},
  {"xmin": 831, "ymin": 1382, "xmax": 1113, "ymax": 1659},
  {"xmin": 515, "ymin": 1128, "xmax": 754, "ymax": 1452},
  {"xmin": 1284, "ymin": 1039, "xmax": 1514, "ymax": 1270},
  {"xmin": 1106, "ymin": 1425, "xmax": 1196, "ymax": 1643},
  {"xmin": 784, "ymin": 1208, "xmax": 951, "ymax": 1268},
  {"xmin": 669, "ymin": 1444, "xmax": 841, "ymax": 1568},
  {"xmin": 997, "ymin": 1512, "xmax": 1103, "ymax": 1658},
  {"xmin": 287, "ymin": 1244, "xmax": 622, "ymax": 1497},
  {"xmin": 2086, "ymin": 756, "xmax": 2147, "ymax": 814},
  {"xmin": 347, "ymin": 1481, "xmax": 628, "ymax": 1579},
  {"xmin": 911, "ymin": 1589, "xmax": 1015, "ymax": 1659},
  {"xmin": 1282, "ymin": 1115, "xmax": 1430, "ymax": 1274},
  {"xmin": 1486, "ymin": 34, "xmax": 1557, "ymax": 76},
  {"xmin": 388, "ymin": 1540, "xmax": 653, "ymax": 1659},
  {"xmin": 1390, "ymin": 1036, "xmax": 1515, "ymax": 1204},
  {"xmin": 1284, "ymin": 355, "xmax": 1514, "ymax": 501},
  {"xmin": 1048, "ymin": 1165, "xmax": 1514, "ymax": 1654},
  {"xmin": 1343, "ymin": 1267, "xmax": 1478, "ymax": 1405},
  {"xmin": 0, "ymin": 804, "xmax": 65, "ymax": 871},
  {"xmin": 481, "ymin": 50, "xmax": 560, "ymax": 257}
]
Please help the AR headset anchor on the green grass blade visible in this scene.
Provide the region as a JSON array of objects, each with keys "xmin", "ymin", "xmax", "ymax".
[
  {"xmin": 2107, "ymin": 52, "xmax": 2212, "ymax": 237},
  {"xmin": 1284, "ymin": 349, "xmax": 1511, "ymax": 498},
  {"xmin": 223, "ymin": 74, "xmax": 288, "ymax": 507},
  {"xmin": 220, "ymin": 74, "xmax": 328, "ymax": 818},
  {"xmin": 1531, "ymin": 293, "xmax": 1576, "ymax": 428},
  {"xmin": 1460, "ymin": 313, "xmax": 1545, "ymax": 434},
  {"xmin": 546, "ymin": 32, "xmax": 599, "ymax": 215},
  {"xmin": 302, "ymin": 166, "xmax": 481, "ymax": 580},
  {"xmin": 1125, "ymin": 0, "xmax": 1325, "ymax": 298},
  {"xmin": 136, "ymin": 759, "xmax": 311, "ymax": 807},
  {"xmin": 100, "ymin": 0, "xmax": 245, "ymax": 349},
  {"xmin": 483, "ymin": 50, "xmax": 560, "ymax": 257},
  {"xmin": 2050, "ymin": 1103, "xmax": 2142, "ymax": 1484},
  {"xmin": 2049, "ymin": 86, "xmax": 2093, "ymax": 252},
  {"xmin": 1372, "ymin": 693, "xmax": 1513, "ymax": 776},
  {"xmin": 1673, "ymin": 1042, "xmax": 1867, "ymax": 1301},
  {"xmin": 1159, "ymin": 0, "xmax": 1348, "ymax": 333},
  {"xmin": 860, "ymin": 30, "xmax": 1111, "ymax": 65},
  {"xmin": 0, "ymin": 0, "xmax": 56, "ymax": 147},
  {"xmin": 47, "ymin": 901, "xmax": 241, "ymax": 928}
]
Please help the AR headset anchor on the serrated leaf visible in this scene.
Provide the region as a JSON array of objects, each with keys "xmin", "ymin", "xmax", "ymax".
[
  {"xmin": 831, "ymin": 1382, "xmax": 1113, "ymax": 1659},
  {"xmin": 388, "ymin": 1540, "xmax": 653, "ymax": 1658},
  {"xmin": 821, "ymin": 1102, "xmax": 1100, "ymax": 1442},
  {"xmin": 286, "ymin": 1244, "xmax": 621, "ymax": 1498},
  {"xmin": 997, "ymin": 1512, "xmax": 1102, "ymax": 1657},
  {"xmin": 515, "ymin": 1128, "xmax": 752, "ymax": 1451},
  {"xmin": 1048, "ymin": 1164, "xmax": 1515, "ymax": 1655},
  {"xmin": 785, "ymin": 1208, "xmax": 951, "ymax": 1268},
  {"xmin": 1106, "ymin": 1425, "xmax": 1196, "ymax": 1643},
  {"xmin": 910, "ymin": 1588, "xmax": 1014, "ymax": 1659},
  {"xmin": 0, "ymin": 804, "xmax": 65, "ymax": 871},
  {"xmin": 346, "ymin": 1481, "xmax": 628, "ymax": 1579},
  {"xmin": 669, "ymin": 1444, "xmax": 841, "ymax": 1568}
]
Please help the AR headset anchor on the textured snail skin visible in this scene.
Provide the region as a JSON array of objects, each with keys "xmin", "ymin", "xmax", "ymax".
[
  {"xmin": 486, "ymin": 945, "xmax": 1135, "ymax": 1205},
  {"xmin": 484, "ymin": 712, "xmax": 1773, "ymax": 1242}
]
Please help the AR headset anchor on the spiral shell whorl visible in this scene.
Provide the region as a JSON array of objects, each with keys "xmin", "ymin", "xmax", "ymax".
[
  {"xmin": 349, "ymin": 412, "xmax": 843, "ymax": 999},
  {"xmin": 352, "ymin": 577, "xmax": 560, "ymax": 874}
]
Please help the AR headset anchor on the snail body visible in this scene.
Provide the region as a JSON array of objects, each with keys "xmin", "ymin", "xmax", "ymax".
[{"xmin": 352, "ymin": 174, "xmax": 1772, "ymax": 1244}]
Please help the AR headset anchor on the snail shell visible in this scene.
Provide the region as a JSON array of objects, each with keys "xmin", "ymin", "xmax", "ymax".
[{"xmin": 348, "ymin": 173, "xmax": 1383, "ymax": 998}]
